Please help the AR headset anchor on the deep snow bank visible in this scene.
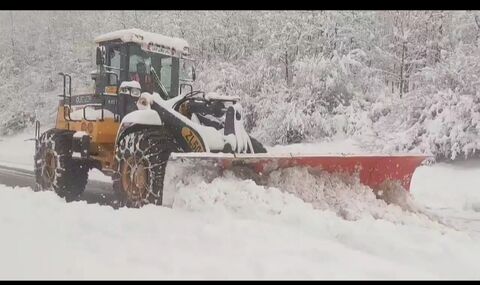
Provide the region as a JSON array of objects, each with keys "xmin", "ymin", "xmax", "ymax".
[
  {"xmin": 411, "ymin": 160, "xmax": 480, "ymax": 213},
  {"xmin": 165, "ymin": 164, "xmax": 453, "ymax": 231},
  {"xmin": 1, "ymin": 178, "xmax": 480, "ymax": 279}
]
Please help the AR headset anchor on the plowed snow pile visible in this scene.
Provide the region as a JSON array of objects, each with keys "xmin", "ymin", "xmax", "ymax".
[
  {"xmin": 1, "ymin": 178, "xmax": 479, "ymax": 280},
  {"xmin": 166, "ymin": 166, "xmax": 450, "ymax": 231}
]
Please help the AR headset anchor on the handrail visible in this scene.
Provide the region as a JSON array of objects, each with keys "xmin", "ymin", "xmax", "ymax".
[
  {"xmin": 58, "ymin": 72, "xmax": 80, "ymax": 122},
  {"xmin": 66, "ymin": 74, "xmax": 72, "ymax": 97},
  {"xmin": 58, "ymin": 71, "xmax": 115, "ymax": 123},
  {"xmin": 180, "ymin": 83, "xmax": 193, "ymax": 96},
  {"xmin": 58, "ymin": 72, "xmax": 66, "ymax": 98},
  {"xmin": 82, "ymin": 104, "xmax": 105, "ymax": 122}
]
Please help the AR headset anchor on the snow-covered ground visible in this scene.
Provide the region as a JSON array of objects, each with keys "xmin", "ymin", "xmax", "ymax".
[
  {"xmin": 0, "ymin": 131, "xmax": 35, "ymax": 170},
  {"xmin": 268, "ymin": 137, "xmax": 363, "ymax": 154},
  {"xmin": 0, "ymin": 130, "xmax": 480, "ymax": 279}
]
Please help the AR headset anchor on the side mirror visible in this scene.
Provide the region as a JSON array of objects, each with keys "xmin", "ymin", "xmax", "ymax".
[{"xmin": 96, "ymin": 47, "xmax": 104, "ymax": 66}]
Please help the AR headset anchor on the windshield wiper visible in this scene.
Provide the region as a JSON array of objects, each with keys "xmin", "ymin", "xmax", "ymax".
[{"xmin": 150, "ymin": 67, "xmax": 170, "ymax": 99}]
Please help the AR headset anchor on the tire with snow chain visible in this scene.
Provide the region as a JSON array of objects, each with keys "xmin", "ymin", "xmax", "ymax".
[
  {"xmin": 34, "ymin": 129, "xmax": 89, "ymax": 201},
  {"xmin": 113, "ymin": 128, "xmax": 182, "ymax": 208}
]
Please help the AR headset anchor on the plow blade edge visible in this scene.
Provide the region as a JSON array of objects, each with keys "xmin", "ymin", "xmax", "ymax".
[{"xmin": 169, "ymin": 153, "xmax": 429, "ymax": 192}]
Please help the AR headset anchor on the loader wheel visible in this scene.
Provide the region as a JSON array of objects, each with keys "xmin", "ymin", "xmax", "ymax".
[
  {"xmin": 34, "ymin": 130, "xmax": 89, "ymax": 201},
  {"xmin": 113, "ymin": 128, "xmax": 182, "ymax": 208}
]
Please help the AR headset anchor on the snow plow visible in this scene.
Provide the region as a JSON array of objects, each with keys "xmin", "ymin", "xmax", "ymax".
[
  {"xmin": 169, "ymin": 153, "xmax": 427, "ymax": 193},
  {"xmin": 34, "ymin": 28, "xmax": 428, "ymax": 208}
]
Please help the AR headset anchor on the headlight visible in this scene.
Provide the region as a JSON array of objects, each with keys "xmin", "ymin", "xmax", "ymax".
[
  {"xmin": 131, "ymin": 88, "xmax": 141, "ymax": 97},
  {"xmin": 119, "ymin": 87, "xmax": 130, "ymax": 95}
]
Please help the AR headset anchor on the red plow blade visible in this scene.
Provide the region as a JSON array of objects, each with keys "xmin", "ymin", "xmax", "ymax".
[{"xmin": 170, "ymin": 153, "xmax": 429, "ymax": 192}]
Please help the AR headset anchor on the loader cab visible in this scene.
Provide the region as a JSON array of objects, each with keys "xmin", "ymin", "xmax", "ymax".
[{"xmin": 92, "ymin": 29, "xmax": 195, "ymax": 118}]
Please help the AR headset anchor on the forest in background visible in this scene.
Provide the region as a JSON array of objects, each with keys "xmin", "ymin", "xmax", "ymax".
[{"xmin": 1, "ymin": 10, "xmax": 480, "ymax": 161}]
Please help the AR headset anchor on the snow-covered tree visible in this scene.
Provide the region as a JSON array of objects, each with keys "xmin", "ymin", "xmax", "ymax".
[{"xmin": 1, "ymin": 11, "xmax": 479, "ymax": 161}]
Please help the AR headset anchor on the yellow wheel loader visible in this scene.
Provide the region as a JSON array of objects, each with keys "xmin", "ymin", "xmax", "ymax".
[{"xmin": 34, "ymin": 29, "xmax": 428, "ymax": 208}]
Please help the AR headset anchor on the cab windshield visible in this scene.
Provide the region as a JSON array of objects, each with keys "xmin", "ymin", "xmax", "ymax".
[{"xmin": 127, "ymin": 45, "xmax": 194, "ymax": 99}]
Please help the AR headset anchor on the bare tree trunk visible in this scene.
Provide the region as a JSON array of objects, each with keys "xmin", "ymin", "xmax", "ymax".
[
  {"xmin": 134, "ymin": 11, "xmax": 140, "ymax": 28},
  {"xmin": 333, "ymin": 23, "xmax": 338, "ymax": 50},
  {"xmin": 475, "ymin": 15, "xmax": 480, "ymax": 47},
  {"xmin": 285, "ymin": 50, "xmax": 289, "ymax": 85},
  {"xmin": 9, "ymin": 11, "xmax": 15, "ymax": 60},
  {"xmin": 437, "ymin": 16, "xmax": 444, "ymax": 62},
  {"xmin": 70, "ymin": 12, "xmax": 75, "ymax": 51},
  {"xmin": 120, "ymin": 11, "xmax": 127, "ymax": 28},
  {"xmin": 400, "ymin": 41, "xmax": 406, "ymax": 98}
]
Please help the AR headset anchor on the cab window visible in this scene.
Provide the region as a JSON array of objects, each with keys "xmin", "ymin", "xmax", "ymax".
[
  {"xmin": 160, "ymin": 57, "xmax": 172, "ymax": 95},
  {"xmin": 107, "ymin": 46, "xmax": 121, "ymax": 85}
]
